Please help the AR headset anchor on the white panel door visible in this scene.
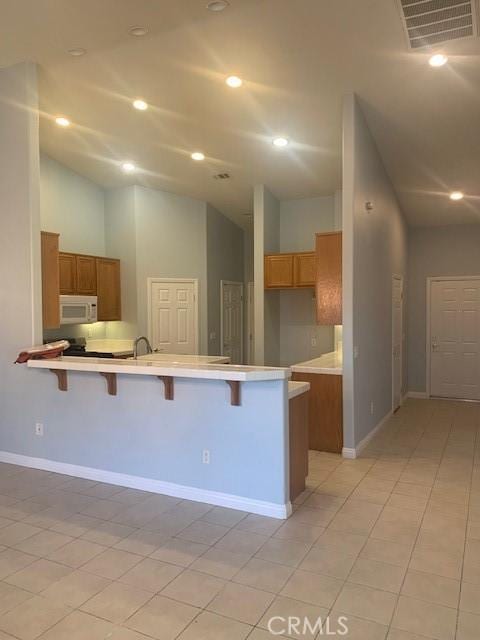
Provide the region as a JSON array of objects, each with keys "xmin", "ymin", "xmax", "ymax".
[
  {"xmin": 221, "ymin": 281, "xmax": 243, "ymax": 364},
  {"xmin": 392, "ymin": 276, "xmax": 403, "ymax": 411},
  {"xmin": 430, "ymin": 279, "xmax": 480, "ymax": 400},
  {"xmin": 149, "ymin": 280, "xmax": 197, "ymax": 354}
]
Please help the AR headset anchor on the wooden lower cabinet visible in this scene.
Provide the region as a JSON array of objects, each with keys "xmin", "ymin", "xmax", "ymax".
[
  {"xmin": 291, "ymin": 372, "xmax": 343, "ymax": 453},
  {"xmin": 41, "ymin": 232, "xmax": 60, "ymax": 329},
  {"xmin": 289, "ymin": 392, "xmax": 309, "ymax": 501},
  {"xmin": 96, "ymin": 258, "xmax": 121, "ymax": 321}
]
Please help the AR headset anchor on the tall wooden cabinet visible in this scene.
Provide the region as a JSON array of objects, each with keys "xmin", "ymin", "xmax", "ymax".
[
  {"xmin": 41, "ymin": 232, "xmax": 60, "ymax": 329},
  {"xmin": 316, "ymin": 231, "xmax": 342, "ymax": 325}
]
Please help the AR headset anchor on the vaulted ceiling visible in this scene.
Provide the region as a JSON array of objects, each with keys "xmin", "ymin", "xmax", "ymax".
[{"xmin": 1, "ymin": 0, "xmax": 479, "ymax": 227}]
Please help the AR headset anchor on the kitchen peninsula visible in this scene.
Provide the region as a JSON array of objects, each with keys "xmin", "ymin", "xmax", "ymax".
[{"xmin": 25, "ymin": 356, "xmax": 294, "ymax": 518}]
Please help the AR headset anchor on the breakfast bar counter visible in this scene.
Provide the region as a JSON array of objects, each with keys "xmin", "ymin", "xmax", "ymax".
[{"xmin": 25, "ymin": 356, "xmax": 293, "ymax": 518}]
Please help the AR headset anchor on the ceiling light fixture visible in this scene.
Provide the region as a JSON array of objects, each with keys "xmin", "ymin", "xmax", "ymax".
[
  {"xmin": 67, "ymin": 48, "xmax": 86, "ymax": 57},
  {"xmin": 429, "ymin": 53, "xmax": 448, "ymax": 67},
  {"xmin": 133, "ymin": 99, "xmax": 148, "ymax": 111},
  {"xmin": 226, "ymin": 75, "xmax": 243, "ymax": 88},
  {"xmin": 129, "ymin": 26, "xmax": 148, "ymax": 37},
  {"xmin": 191, "ymin": 152, "xmax": 205, "ymax": 161},
  {"xmin": 449, "ymin": 191, "xmax": 464, "ymax": 201},
  {"xmin": 121, "ymin": 161, "xmax": 136, "ymax": 173},
  {"xmin": 55, "ymin": 117, "xmax": 70, "ymax": 127},
  {"xmin": 272, "ymin": 137, "xmax": 289, "ymax": 148},
  {"xmin": 207, "ymin": 1, "xmax": 229, "ymax": 11}
]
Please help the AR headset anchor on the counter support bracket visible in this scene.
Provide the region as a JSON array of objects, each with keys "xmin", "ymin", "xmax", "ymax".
[
  {"xmin": 226, "ymin": 380, "xmax": 241, "ymax": 406},
  {"xmin": 50, "ymin": 369, "xmax": 67, "ymax": 392},
  {"xmin": 100, "ymin": 372, "xmax": 117, "ymax": 396},
  {"xmin": 158, "ymin": 376, "xmax": 174, "ymax": 400}
]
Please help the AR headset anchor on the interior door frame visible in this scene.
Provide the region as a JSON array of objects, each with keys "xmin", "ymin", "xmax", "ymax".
[
  {"xmin": 147, "ymin": 277, "xmax": 199, "ymax": 354},
  {"xmin": 392, "ymin": 274, "xmax": 404, "ymax": 412},
  {"xmin": 246, "ymin": 281, "xmax": 254, "ymax": 364},
  {"xmin": 220, "ymin": 280, "xmax": 244, "ymax": 361},
  {"xmin": 426, "ymin": 275, "xmax": 480, "ymax": 398}
]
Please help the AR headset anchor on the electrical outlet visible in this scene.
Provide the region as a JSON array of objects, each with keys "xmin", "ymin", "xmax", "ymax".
[
  {"xmin": 311, "ymin": 337, "xmax": 317, "ymax": 347},
  {"xmin": 202, "ymin": 449, "xmax": 210, "ymax": 464},
  {"xmin": 370, "ymin": 402, "xmax": 374, "ymax": 416},
  {"xmin": 35, "ymin": 423, "xmax": 44, "ymax": 436},
  {"xmin": 354, "ymin": 346, "xmax": 359, "ymax": 359}
]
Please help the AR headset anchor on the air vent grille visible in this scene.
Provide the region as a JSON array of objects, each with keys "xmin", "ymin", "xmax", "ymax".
[
  {"xmin": 213, "ymin": 173, "xmax": 230, "ymax": 180},
  {"xmin": 397, "ymin": 0, "xmax": 479, "ymax": 48}
]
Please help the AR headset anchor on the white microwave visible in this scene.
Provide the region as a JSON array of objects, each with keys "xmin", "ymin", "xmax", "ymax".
[{"xmin": 60, "ymin": 295, "xmax": 98, "ymax": 325}]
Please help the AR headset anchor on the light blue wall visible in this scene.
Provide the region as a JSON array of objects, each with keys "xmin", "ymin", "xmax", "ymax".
[
  {"xmin": 104, "ymin": 187, "xmax": 138, "ymax": 339},
  {"xmin": 206, "ymin": 204, "xmax": 244, "ymax": 356},
  {"xmin": 343, "ymin": 95, "xmax": 408, "ymax": 449},
  {"xmin": 40, "ymin": 154, "xmax": 105, "ymax": 255},
  {"xmin": 263, "ymin": 188, "xmax": 281, "ymax": 367},
  {"xmin": 133, "ymin": 186, "xmax": 209, "ymax": 354},
  {"xmin": 0, "ymin": 63, "xmax": 289, "ymax": 513},
  {"xmin": 279, "ymin": 196, "xmax": 336, "ymax": 366}
]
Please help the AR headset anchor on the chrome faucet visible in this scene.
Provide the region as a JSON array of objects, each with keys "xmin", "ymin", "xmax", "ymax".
[{"xmin": 133, "ymin": 336, "xmax": 153, "ymax": 359}]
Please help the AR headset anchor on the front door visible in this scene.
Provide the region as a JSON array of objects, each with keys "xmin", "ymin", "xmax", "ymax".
[
  {"xmin": 221, "ymin": 281, "xmax": 243, "ymax": 364},
  {"xmin": 149, "ymin": 279, "xmax": 198, "ymax": 354},
  {"xmin": 430, "ymin": 278, "xmax": 480, "ymax": 400}
]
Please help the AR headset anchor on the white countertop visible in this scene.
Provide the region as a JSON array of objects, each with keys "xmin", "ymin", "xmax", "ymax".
[
  {"xmin": 290, "ymin": 351, "xmax": 343, "ymax": 375},
  {"xmin": 28, "ymin": 356, "xmax": 290, "ymax": 382},
  {"xmin": 288, "ymin": 381, "xmax": 310, "ymax": 399},
  {"xmin": 86, "ymin": 339, "xmax": 134, "ymax": 356},
  {"xmin": 134, "ymin": 354, "xmax": 230, "ymax": 365}
]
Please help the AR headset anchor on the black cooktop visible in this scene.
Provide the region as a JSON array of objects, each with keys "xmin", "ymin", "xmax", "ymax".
[{"xmin": 44, "ymin": 337, "xmax": 115, "ymax": 359}]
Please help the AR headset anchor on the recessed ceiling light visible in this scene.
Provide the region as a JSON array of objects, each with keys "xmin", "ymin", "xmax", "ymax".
[
  {"xmin": 129, "ymin": 26, "xmax": 148, "ymax": 37},
  {"xmin": 207, "ymin": 0, "xmax": 229, "ymax": 11},
  {"xmin": 449, "ymin": 191, "xmax": 464, "ymax": 201},
  {"xmin": 133, "ymin": 99, "xmax": 148, "ymax": 111},
  {"xmin": 55, "ymin": 117, "xmax": 70, "ymax": 127},
  {"xmin": 429, "ymin": 53, "xmax": 448, "ymax": 67},
  {"xmin": 191, "ymin": 152, "xmax": 205, "ymax": 161},
  {"xmin": 121, "ymin": 161, "xmax": 136, "ymax": 173},
  {"xmin": 226, "ymin": 75, "xmax": 243, "ymax": 88},
  {"xmin": 67, "ymin": 48, "xmax": 86, "ymax": 57},
  {"xmin": 272, "ymin": 137, "xmax": 289, "ymax": 148}
]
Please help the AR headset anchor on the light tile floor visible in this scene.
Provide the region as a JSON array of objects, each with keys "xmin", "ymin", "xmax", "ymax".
[{"xmin": 0, "ymin": 399, "xmax": 478, "ymax": 639}]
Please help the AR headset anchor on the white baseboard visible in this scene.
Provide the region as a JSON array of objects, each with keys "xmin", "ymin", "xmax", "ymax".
[
  {"xmin": 0, "ymin": 451, "xmax": 292, "ymax": 520},
  {"xmin": 407, "ymin": 391, "xmax": 428, "ymax": 399},
  {"xmin": 342, "ymin": 409, "xmax": 393, "ymax": 460}
]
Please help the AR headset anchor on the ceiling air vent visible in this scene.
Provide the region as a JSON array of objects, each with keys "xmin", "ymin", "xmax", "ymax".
[
  {"xmin": 213, "ymin": 172, "xmax": 230, "ymax": 180},
  {"xmin": 397, "ymin": 0, "xmax": 479, "ymax": 49}
]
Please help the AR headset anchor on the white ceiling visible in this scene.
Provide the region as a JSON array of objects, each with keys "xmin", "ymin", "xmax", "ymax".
[{"xmin": 1, "ymin": 0, "xmax": 479, "ymax": 227}]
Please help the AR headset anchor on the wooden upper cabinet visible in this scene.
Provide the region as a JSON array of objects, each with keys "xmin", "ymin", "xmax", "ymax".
[
  {"xmin": 265, "ymin": 254, "xmax": 294, "ymax": 288},
  {"xmin": 96, "ymin": 258, "xmax": 121, "ymax": 321},
  {"xmin": 265, "ymin": 252, "xmax": 316, "ymax": 289},
  {"xmin": 316, "ymin": 231, "xmax": 342, "ymax": 325},
  {"xmin": 59, "ymin": 253, "xmax": 77, "ymax": 295},
  {"xmin": 293, "ymin": 252, "xmax": 316, "ymax": 287},
  {"xmin": 76, "ymin": 255, "xmax": 97, "ymax": 295},
  {"xmin": 41, "ymin": 232, "xmax": 60, "ymax": 329}
]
